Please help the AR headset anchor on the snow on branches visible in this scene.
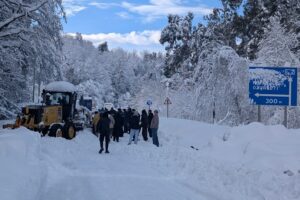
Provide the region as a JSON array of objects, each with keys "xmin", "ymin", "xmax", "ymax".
[{"xmin": 0, "ymin": 0, "xmax": 65, "ymax": 118}]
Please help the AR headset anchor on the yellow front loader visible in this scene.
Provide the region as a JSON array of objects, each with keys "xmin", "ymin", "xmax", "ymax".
[{"xmin": 3, "ymin": 81, "xmax": 79, "ymax": 139}]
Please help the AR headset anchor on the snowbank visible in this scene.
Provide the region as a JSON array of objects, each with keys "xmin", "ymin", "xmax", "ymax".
[
  {"xmin": 0, "ymin": 127, "xmax": 42, "ymax": 200},
  {"xmin": 162, "ymin": 118, "xmax": 300, "ymax": 170},
  {"xmin": 160, "ymin": 118, "xmax": 300, "ymax": 200},
  {"xmin": 0, "ymin": 118, "xmax": 299, "ymax": 200}
]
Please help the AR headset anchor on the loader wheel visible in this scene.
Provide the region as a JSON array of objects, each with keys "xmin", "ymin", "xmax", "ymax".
[
  {"xmin": 48, "ymin": 124, "xmax": 63, "ymax": 137},
  {"xmin": 41, "ymin": 128, "xmax": 48, "ymax": 136},
  {"xmin": 64, "ymin": 123, "xmax": 76, "ymax": 140}
]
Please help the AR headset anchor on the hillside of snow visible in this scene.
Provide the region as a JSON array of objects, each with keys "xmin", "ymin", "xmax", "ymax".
[{"xmin": 0, "ymin": 118, "xmax": 300, "ymax": 200}]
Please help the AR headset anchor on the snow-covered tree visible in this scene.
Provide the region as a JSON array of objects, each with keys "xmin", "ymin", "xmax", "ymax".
[
  {"xmin": 0, "ymin": 0, "xmax": 64, "ymax": 118},
  {"xmin": 62, "ymin": 36, "xmax": 147, "ymax": 108},
  {"xmin": 253, "ymin": 17, "xmax": 300, "ymax": 128},
  {"xmin": 160, "ymin": 13, "xmax": 194, "ymax": 77},
  {"xmin": 237, "ymin": 0, "xmax": 300, "ymax": 59},
  {"xmin": 205, "ymin": 0, "xmax": 243, "ymax": 48},
  {"xmin": 155, "ymin": 0, "xmax": 300, "ymax": 127},
  {"xmin": 62, "ymin": 35, "xmax": 113, "ymax": 106}
]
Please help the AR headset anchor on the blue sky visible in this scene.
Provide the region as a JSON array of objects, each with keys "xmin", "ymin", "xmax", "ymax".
[{"xmin": 62, "ymin": 0, "xmax": 222, "ymax": 52}]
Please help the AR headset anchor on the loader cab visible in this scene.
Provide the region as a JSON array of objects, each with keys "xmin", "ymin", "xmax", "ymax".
[{"xmin": 42, "ymin": 81, "xmax": 77, "ymax": 122}]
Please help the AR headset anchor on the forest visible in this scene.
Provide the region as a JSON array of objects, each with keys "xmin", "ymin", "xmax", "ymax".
[{"xmin": 0, "ymin": 0, "xmax": 299, "ymax": 127}]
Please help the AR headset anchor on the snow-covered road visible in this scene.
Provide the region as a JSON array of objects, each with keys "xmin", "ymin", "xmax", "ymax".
[
  {"xmin": 37, "ymin": 131, "xmax": 206, "ymax": 200},
  {"xmin": 1, "ymin": 118, "xmax": 300, "ymax": 200}
]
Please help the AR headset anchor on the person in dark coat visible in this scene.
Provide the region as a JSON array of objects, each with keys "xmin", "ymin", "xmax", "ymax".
[
  {"xmin": 131, "ymin": 109, "xmax": 139, "ymax": 140},
  {"xmin": 110, "ymin": 107, "xmax": 117, "ymax": 115},
  {"xmin": 98, "ymin": 112, "xmax": 111, "ymax": 153},
  {"xmin": 141, "ymin": 110, "xmax": 148, "ymax": 141},
  {"xmin": 148, "ymin": 110, "xmax": 154, "ymax": 138},
  {"xmin": 113, "ymin": 110, "xmax": 122, "ymax": 142},
  {"xmin": 118, "ymin": 108, "xmax": 125, "ymax": 137},
  {"xmin": 125, "ymin": 107, "xmax": 132, "ymax": 133},
  {"xmin": 128, "ymin": 110, "xmax": 140, "ymax": 145},
  {"xmin": 123, "ymin": 109, "xmax": 128, "ymax": 133}
]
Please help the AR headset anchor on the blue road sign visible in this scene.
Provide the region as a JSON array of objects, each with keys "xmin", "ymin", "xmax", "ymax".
[
  {"xmin": 146, "ymin": 100, "xmax": 152, "ymax": 106},
  {"xmin": 249, "ymin": 67, "xmax": 297, "ymax": 106}
]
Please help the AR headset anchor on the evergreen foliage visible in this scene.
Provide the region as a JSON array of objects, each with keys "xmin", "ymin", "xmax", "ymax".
[{"xmin": 158, "ymin": 0, "xmax": 300, "ymax": 127}]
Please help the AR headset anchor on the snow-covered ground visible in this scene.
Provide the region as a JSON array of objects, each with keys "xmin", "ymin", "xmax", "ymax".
[{"xmin": 0, "ymin": 118, "xmax": 300, "ymax": 200}]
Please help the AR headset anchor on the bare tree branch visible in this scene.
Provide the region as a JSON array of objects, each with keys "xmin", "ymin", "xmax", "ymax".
[
  {"xmin": 0, "ymin": 0, "xmax": 48, "ymax": 31},
  {"xmin": 0, "ymin": 28, "xmax": 26, "ymax": 38}
]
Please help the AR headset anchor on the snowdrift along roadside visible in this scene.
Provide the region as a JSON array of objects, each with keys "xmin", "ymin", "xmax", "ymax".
[
  {"xmin": 0, "ymin": 118, "xmax": 300, "ymax": 200},
  {"xmin": 160, "ymin": 118, "xmax": 300, "ymax": 200},
  {"xmin": 0, "ymin": 127, "xmax": 42, "ymax": 200}
]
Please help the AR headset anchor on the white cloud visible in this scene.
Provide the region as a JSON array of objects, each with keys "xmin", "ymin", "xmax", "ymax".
[
  {"xmin": 149, "ymin": 0, "xmax": 182, "ymax": 6},
  {"xmin": 89, "ymin": 2, "xmax": 119, "ymax": 9},
  {"xmin": 67, "ymin": 30, "xmax": 163, "ymax": 52},
  {"xmin": 63, "ymin": 0, "xmax": 87, "ymax": 16},
  {"xmin": 67, "ymin": 0, "xmax": 213, "ymax": 21},
  {"xmin": 121, "ymin": 0, "xmax": 213, "ymax": 22},
  {"xmin": 82, "ymin": 31, "xmax": 161, "ymax": 46},
  {"xmin": 116, "ymin": 12, "xmax": 132, "ymax": 19},
  {"xmin": 65, "ymin": 5, "xmax": 87, "ymax": 16}
]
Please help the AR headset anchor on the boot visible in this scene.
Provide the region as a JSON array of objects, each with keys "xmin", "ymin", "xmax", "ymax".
[{"xmin": 105, "ymin": 141, "xmax": 109, "ymax": 153}]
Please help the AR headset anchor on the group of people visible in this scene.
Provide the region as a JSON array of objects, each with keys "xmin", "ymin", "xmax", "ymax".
[{"xmin": 94, "ymin": 107, "xmax": 160, "ymax": 154}]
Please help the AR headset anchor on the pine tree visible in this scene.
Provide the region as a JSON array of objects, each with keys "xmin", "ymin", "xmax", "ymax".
[
  {"xmin": 98, "ymin": 42, "xmax": 109, "ymax": 53},
  {"xmin": 160, "ymin": 13, "xmax": 194, "ymax": 77},
  {"xmin": 238, "ymin": 0, "xmax": 299, "ymax": 59},
  {"xmin": 204, "ymin": 0, "xmax": 243, "ymax": 48}
]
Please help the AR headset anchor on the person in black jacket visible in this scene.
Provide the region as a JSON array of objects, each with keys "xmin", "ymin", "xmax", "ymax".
[
  {"xmin": 141, "ymin": 110, "xmax": 148, "ymax": 141},
  {"xmin": 123, "ymin": 109, "xmax": 128, "ymax": 133},
  {"xmin": 98, "ymin": 112, "xmax": 111, "ymax": 154},
  {"xmin": 124, "ymin": 107, "xmax": 132, "ymax": 133},
  {"xmin": 128, "ymin": 110, "xmax": 140, "ymax": 145},
  {"xmin": 148, "ymin": 110, "xmax": 154, "ymax": 138},
  {"xmin": 113, "ymin": 110, "xmax": 122, "ymax": 142},
  {"xmin": 118, "ymin": 108, "xmax": 125, "ymax": 137}
]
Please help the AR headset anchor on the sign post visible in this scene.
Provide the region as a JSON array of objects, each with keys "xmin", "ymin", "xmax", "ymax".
[
  {"xmin": 212, "ymin": 102, "xmax": 216, "ymax": 124},
  {"xmin": 258, "ymin": 105, "xmax": 261, "ymax": 122},
  {"xmin": 249, "ymin": 67, "xmax": 297, "ymax": 127},
  {"xmin": 146, "ymin": 100, "xmax": 152, "ymax": 110},
  {"xmin": 283, "ymin": 106, "xmax": 288, "ymax": 128},
  {"xmin": 164, "ymin": 97, "xmax": 172, "ymax": 118}
]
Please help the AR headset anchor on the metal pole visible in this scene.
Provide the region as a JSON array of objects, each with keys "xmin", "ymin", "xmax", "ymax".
[
  {"xmin": 258, "ymin": 105, "xmax": 261, "ymax": 122},
  {"xmin": 32, "ymin": 64, "xmax": 36, "ymax": 102},
  {"xmin": 37, "ymin": 80, "xmax": 41, "ymax": 103},
  {"xmin": 212, "ymin": 101, "xmax": 214, "ymax": 124},
  {"xmin": 167, "ymin": 103, "xmax": 169, "ymax": 118},
  {"xmin": 283, "ymin": 106, "xmax": 288, "ymax": 128}
]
